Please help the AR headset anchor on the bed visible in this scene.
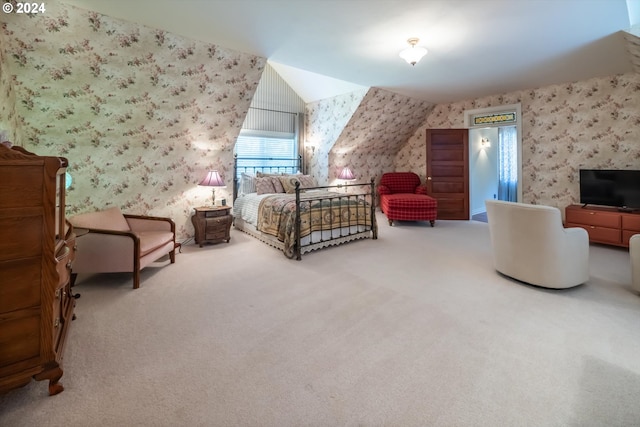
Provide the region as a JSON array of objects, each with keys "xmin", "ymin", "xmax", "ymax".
[{"xmin": 233, "ymin": 156, "xmax": 377, "ymax": 259}]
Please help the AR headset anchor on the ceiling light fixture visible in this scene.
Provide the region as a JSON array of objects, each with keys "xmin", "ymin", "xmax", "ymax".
[{"xmin": 399, "ymin": 37, "xmax": 428, "ymax": 66}]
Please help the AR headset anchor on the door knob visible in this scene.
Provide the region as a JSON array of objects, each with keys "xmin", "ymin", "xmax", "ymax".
[{"xmin": 427, "ymin": 176, "xmax": 432, "ymax": 180}]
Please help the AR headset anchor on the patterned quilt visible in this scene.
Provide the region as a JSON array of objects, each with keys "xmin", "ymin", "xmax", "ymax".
[{"xmin": 257, "ymin": 191, "xmax": 373, "ymax": 254}]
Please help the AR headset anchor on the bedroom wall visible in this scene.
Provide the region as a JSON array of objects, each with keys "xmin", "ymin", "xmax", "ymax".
[
  {"xmin": 397, "ymin": 72, "xmax": 640, "ymax": 211},
  {"xmin": 0, "ymin": 0, "xmax": 265, "ymax": 239},
  {"xmin": 306, "ymin": 87, "xmax": 433, "ymax": 187},
  {"xmin": 328, "ymin": 88, "xmax": 433, "ymax": 187},
  {"xmin": 305, "ymin": 89, "xmax": 367, "ymax": 184},
  {"xmin": 0, "ymin": 28, "xmax": 19, "ymax": 140}
]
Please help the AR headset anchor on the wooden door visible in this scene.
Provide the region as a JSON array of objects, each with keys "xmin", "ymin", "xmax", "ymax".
[{"xmin": 426, "ymin": 129, "xmax": 469, "ymax": 220}]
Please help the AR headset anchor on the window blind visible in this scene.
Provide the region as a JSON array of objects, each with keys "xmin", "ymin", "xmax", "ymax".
[{"xmin": 235, "ymin": 130, "xmax": 299, "ymax": 177}]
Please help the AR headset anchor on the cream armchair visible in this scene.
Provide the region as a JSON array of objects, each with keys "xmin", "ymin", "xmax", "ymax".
[
  {"xmin": 485, "ymin": 200, "xmax": 589, "ymax": 289},
  {"xmin": 69, "ymin": 207, "xmax": 176, "ymax": 289},
  {"xmin": 631, "ymin": 234, "xmax": 640, "ymax": 293}
]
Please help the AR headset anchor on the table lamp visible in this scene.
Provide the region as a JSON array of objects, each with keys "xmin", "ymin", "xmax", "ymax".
[{"xmin": 199, "ymin": 170, "xmax": 225, "ymax": 206}]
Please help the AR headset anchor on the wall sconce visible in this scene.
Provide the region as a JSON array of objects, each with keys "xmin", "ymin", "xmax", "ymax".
[
  {"xmin": 399, "ymin": 38, "xmax": 428, "ymax": 66},
  {"xmin": 199, "ymin": 170, "xmax": 225, "ymax": 206},
  {"xmin": 305, "ymin": 140, "xmax": 317, "ymax": 153},
  {"xmin": 481, "ymin": 138, "xmax": 491, "ymax": 149}
]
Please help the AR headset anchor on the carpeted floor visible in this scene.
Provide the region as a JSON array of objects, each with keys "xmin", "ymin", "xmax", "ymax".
[{"xmin": 1, "ymin": 213, "xmax": 639, "ymax": 426}]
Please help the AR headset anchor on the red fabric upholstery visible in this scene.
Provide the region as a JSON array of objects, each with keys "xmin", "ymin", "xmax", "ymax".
[{"xmin": 378, "ymin": 172, "xmax": 437, "ymax": 226}]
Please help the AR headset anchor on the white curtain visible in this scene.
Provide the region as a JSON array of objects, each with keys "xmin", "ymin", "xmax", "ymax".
[{"xmin": 498, "ymin": 126, "xmax": 518, "ymax": 202}]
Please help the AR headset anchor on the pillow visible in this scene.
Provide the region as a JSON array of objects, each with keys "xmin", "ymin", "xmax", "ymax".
[
  {"xmin": 298, "ymin": 175, "xmax": 317, "ymax": 188},
  {"xmin": 278, "ymin": 175, "xmax": 317, "ymax": 193},
  {"xmin": 270, "ymin": 176, "xmax": 285, "ymax": 193},
  {"xmin": 239, "ymin": 173, "xmax": 256, "ymax": 195},
  {"xmin": 279, "ymin": 175, "xmax": 301, "ymax": 194},
  {"xmin": 255, "ymin": 176, "xmax": 276, "ymax": 195}
]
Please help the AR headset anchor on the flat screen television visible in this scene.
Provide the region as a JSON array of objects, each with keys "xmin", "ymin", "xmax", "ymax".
[{"xmin": 579, "ymin": 169, "xmax": 640, "ymax": 210}]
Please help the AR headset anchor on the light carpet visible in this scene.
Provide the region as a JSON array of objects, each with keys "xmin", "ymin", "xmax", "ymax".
[{"xmin": 1, "ymin": 213, "xmax": 639, "ymax": 427}]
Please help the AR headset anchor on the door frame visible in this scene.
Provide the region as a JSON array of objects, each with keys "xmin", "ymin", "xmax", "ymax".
[{"xmin": 464, "ymin": 103, "xmax": 523, "ymax": 211}]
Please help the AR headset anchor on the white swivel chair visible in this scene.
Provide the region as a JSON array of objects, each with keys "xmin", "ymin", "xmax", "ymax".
[
  {"xmin": 485, "ymin": 200, "xmax": 590, "ymax": 289},
  {"xmin": 631, "ymin": 234, "xmax": 640, "ymax": 293}
]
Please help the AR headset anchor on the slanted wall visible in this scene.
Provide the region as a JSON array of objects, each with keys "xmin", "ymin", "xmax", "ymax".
[
  {"xmin": 306, "ymin": 87, "xmax": 432, "ymax": 186},
  {"xmin": 1, "ymin": 1, "xmax": 265, "ymax": 239}
]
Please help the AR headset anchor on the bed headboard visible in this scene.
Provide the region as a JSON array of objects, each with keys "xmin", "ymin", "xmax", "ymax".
[{"xmin": 233, "ymin": 155, "xmax": 302, "ymax": 201}]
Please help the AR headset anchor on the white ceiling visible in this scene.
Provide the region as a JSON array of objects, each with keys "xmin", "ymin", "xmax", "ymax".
[{"xmin": 61, "ymin": 0, "xmax": 638, "ymax": 104}]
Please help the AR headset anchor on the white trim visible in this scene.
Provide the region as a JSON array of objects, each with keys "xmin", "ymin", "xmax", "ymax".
[
  {"xmin": 238, "ymin": 129, "xmax": 295, "ymax": 138},
  {"xmin": 464, "ymin": 103, "xmax": 523, "ymax": 204}
]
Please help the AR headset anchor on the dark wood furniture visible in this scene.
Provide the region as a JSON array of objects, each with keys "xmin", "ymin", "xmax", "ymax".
[
  {"xmin": 0, "ymin": 145, "xmax": 76, "ymax": 396},
  {"xmin": 192, "ymin": 206, "xmax": 232, "ymax": 247},
  {"xmin": 565, "ymin": 204, "xmax": 640, "ymax": 248}
]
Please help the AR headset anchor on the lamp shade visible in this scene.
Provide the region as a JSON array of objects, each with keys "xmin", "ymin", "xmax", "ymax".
[
  {"xmin": 338, "ymin": 167, "xmax": 355, "ymax": 180},
  {"xmin": 199, "ymin": 170, "xmax": 225, "ymax": 187}
]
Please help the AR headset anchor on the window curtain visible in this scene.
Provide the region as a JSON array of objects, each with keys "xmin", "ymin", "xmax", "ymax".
[{"xmin": 498, "ymin": 126, "xmax": 517, "ymax": 202}]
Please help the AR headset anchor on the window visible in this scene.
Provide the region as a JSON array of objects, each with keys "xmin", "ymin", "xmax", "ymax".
[{"xmin": 234, "ymin": 130, "xmax": 299, "ymax": 177}]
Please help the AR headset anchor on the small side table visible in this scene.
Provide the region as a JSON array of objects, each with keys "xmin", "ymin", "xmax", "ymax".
[{"xmin": 191, "ymin": 206, "xmax": 232, "ymax": 247}]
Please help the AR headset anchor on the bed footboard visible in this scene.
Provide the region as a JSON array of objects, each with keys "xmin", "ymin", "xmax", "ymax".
[{"xmin": 292, "ymin": 178, "xmax": 377, "ymax": 260}]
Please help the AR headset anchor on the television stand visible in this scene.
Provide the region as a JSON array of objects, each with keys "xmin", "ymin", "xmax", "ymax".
[
  {"xmin": 566, "ymin": 204, "xmax": 640, "ymax": 248},
  {"xmin": 618, "ymin": 207, "xmax": 639, "ymax": 213}
]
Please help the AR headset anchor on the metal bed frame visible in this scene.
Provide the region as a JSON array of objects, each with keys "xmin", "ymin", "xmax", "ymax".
[{"xmin": 233, "ymin": 156, "xmax": 377, "ymax": 260}]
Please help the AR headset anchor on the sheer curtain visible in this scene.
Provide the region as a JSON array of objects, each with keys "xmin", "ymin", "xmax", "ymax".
[{"xmin": 498, "ymin": 126, "xmax": 518, "ymax": 202}]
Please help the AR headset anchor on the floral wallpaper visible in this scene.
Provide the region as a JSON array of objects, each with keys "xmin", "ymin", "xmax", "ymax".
[
  {"xmin": 305, "ymin": 89, "xmax": 367, "ymax": 184},
  {"xmin": 330, "ymin": 88, "xmax": 433, "ymax": 187},
  {"xmin": 305, "ymin": 87, "xmax": 432, "ymax": 188},
  {"xmin": 0, "ymin": 31, "xmax": 18, "ymax": 140},
  {"xmin": 397, "ymin": 72, "xmax": 640, "ymax": 212},
  {"xmin": 0, "ymin": 0, "xmax": 265, "ymax": 239}
]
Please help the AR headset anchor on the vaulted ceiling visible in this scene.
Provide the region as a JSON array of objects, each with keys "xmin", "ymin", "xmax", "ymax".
[{"xmin": 61, "ymin": 0, "xmax": 639, "ymax": 103}]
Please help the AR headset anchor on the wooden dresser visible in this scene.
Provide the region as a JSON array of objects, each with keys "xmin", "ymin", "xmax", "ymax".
[
  {"xmin": 0, "ymin": 145, "xmax": 77, "ymax": 396},
  {"xmin": 565, "ymin": 204, "xmax": 640, "ymax": 248},
  {"xmin": 191, "ymin": 206, "xmax": 232, "ymax": 247}
]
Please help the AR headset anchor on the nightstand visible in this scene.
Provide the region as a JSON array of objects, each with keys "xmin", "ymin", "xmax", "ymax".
[{"xmin": 191, "ymin": 206, "xmax": 232, "ymax": 247}]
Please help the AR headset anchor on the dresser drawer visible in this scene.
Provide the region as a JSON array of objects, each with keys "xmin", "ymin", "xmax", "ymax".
[
  {"xmin": 0, "ymin": 310, "xmax": 40, "ymax": 367},
  {"xmin": 0, "ymin": 258, "xmax": 41, "ymax": 313},
  {"xmin": 566, "ymin": 209, "xmax": 621, "ymax": 228},
  {"xmin": 567, "ymin": 223, "xmax": 621, "ymax": 245},
  {"xmin": 622, "ymin": 214, "xmax": 640, "ymax": 232},
  {"xmin": 205, "ymin": 230, "xmax": 228, "ymax": 240},
  {"xmin": 205, "ymin": 216, "xmax": 231, "ymax": 232},
  {"xmin": 204, "ymin": 209, "xmax": 229, "ymax": 218}
]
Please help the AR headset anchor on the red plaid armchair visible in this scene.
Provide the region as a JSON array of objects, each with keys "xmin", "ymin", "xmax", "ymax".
[{"xmin": 378, "ymin": 172, "xmax": 437, "ymax": 227}]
